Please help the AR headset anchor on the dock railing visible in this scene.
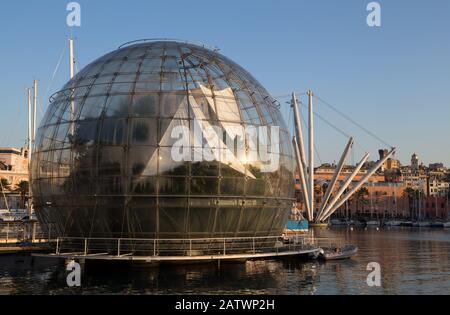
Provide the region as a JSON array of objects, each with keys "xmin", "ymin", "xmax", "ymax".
[
  {"xmin": 0, "ymin": 222, "xmax": 54, "ymax": 245},
  {"xmin": 55, "ymin": 235, "xmax": 319, "ymax": 258}
]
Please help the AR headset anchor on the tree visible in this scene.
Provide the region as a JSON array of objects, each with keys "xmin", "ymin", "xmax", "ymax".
[
  {"xmin": 403, "ymin": 187, "xmax": 418, "ymax": 219},
  {"xmin": 354, "ymin": 187, "xmax": 369, "ymax": 214},
  {"xmin": 0, "ymin": 178, "xmax": 10, "ymax": 192},
  {"xmin": 15, "ymin": 180, "xmax": 29, "ymax": 209}
]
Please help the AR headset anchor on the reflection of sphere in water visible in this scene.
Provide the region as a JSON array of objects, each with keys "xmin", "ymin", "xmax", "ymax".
[{"xmin": 32, "ymin": 40, "xmax": 295, "ymax": 239}]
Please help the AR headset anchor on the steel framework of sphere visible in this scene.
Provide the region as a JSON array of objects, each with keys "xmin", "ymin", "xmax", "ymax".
[{"xmin": 31, "ymin": 40, "xmax": 296, "ymax": 240}]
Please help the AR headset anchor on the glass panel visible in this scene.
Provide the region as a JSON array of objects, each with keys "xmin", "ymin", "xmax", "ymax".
[
  {"xmin": 99, "ymin": 118, "xmax": 126, "ymax": 145},
  {"xmin": 159, "ymin": 176, "xmax": 187, "ymax": 195},
  {"xmin": 131, "ymin": 176, "xmax": 157, "ymax": 195},
  {"xmin": 214, "ymin": 207, "xmax": 241, "ymax": 236},
  {"xmin": 159, "ymin": 147, "xmax": 187, "ymax": 176},
  {"xmin": 246, "ymin": 178, "xmax": 265, "ymax": 196},
  {"xmin": 128, "ymin": 146, "xmax": 157, "ymax": 176},
  {"xmin": 98, "ymin": 146, "xmax": 124, "ymax": 176},
  {"xmin": 132, "ymin": 94, "xmax": 159, "ymax": 117},
  {"xmin": 188, "ymin": 207, "xmax": 215, "ymax": 235},
  {"xmin": 131, "ymin": 118, "xmax": 157, "ymax": 146},
  {"xmin": 104, "ymin": 94, "xmax": 131, "ymax": 117},
  {"xmin": 79, "ymin": 96, "xmax": 106, "ymax": 120},
  {"xmin": 159, "ymin": 198, "xmax": 188, "ymax": 235},
  {"xmin": 220, "ymin": 177, "xmax": 245, "ymax": 196},
  {"xmin": 190, "ymin": 177, "xmax": 218, "ymax": 195}
]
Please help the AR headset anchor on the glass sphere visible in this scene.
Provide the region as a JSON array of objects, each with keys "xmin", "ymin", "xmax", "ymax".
[{"xmin": 32, "ymin": 40, "xmax": 295, "ymax": 239}]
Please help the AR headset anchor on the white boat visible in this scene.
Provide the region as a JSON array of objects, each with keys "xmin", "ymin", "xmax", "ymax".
[
  {"xmin": 430, "ymin": 222, "xmax": 444, "ymax": 228},
  {"xmin": 0, "ymin": 209, "xmax": 32, "ymax": 222},
  {"xmin": 366, "ymin": 220, "xmax": 380, "ymax": 226},
  {"xmin": 443, "ymin": 222, "xmax": 450, "ymax": 228},
  {"xmin": 413, "ymin": 221, "xmax": 432, "ymax": 227},
  {"xmin": 318, "ymin": 245, "xmax": 358, "ymax": 261},
  {"xmin": 385, "ymin": 220, "xmax": 402, "ymax": 227},
  {"xmin": 330, "ymin": 219, "xmax": 350, "ymax": 226}
]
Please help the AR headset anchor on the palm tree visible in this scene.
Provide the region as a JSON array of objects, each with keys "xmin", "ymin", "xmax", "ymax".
[
  {"xmin": 15, "ymin": 180, "xmax": 29, "ymax": 209},
  {"xmin": 403, "ymin": 187, "xmax": 417, "ymax": 219},
  {"xmin": 0, "ymin": 178, "xmax": 10, "ymax": 192},
  {"xmin": 354, "ymin": 187, "xmax": 369, "ymax": 216}
]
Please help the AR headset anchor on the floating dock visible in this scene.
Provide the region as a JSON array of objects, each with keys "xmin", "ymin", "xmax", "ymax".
[
  {"xmin": 0, "ymin": 243, "xmax": 51, "ymax": 254},
  {"xmin": 33, "ymin": 235, "xmax": 321, "ymax": 265}
]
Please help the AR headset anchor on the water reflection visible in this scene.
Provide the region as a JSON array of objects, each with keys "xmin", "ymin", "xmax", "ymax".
[{"xmin": 1, "ymin": 228, "xmax": 449, "ymax": 295}]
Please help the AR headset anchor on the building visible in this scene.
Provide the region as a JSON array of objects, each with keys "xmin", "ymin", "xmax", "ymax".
[
  {"xmin": 294, "ymin": 150, "xmax": 450, "ymax": 220},
  {"xmin": 419, "ymin": 196, "xmax": 449, "ymax": 220},
  {"xmin": 31, "ymin": 40, "xmax": 296, "ymax": 240},
  {"xmin": 332, "ymin": 182, "xmax": 411, "ymax": 219},
  {"xmin": 427, "ymin": 177, "xmax": 449, "ymax": 198},
  {"xmin": 429, "ymin": 163, "xmax": 445, "ymax": 172},
  {"xmin": 411, "ymin": 153, "xmax": 420, "ymax": 173},
  {"xmin": 379, "ymin": 149, "xmax": 401, "ymax": 171},
  {"xmin": 0, "ymin": 147, "xmax": 29, "ymax": 189},
  {"xmin": 313, "ymin": 164, "xmax": 385, "ymax": 183}
]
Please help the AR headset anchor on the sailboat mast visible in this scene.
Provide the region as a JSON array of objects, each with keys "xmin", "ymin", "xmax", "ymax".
[
  {"xmin": 27, "ymin": 88, "xmax": 32, "ymax": 216},
  {"xmin": 307, "ymin": 90, "xmax": 314, "ymax": 220},
  {"xmin": 32, "ymin": 80, "xmax": 37, "ymax": 150},
  {"xmin": 69, "ymin": 38, "xmax": 75, "ymax": 135},
  {"xmin": 69, "ymin": 38, "xmax": 75, "ymax": 79}
]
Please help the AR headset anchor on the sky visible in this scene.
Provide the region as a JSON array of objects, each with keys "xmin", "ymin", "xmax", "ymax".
[{"xmin": 0, "ymin": 0, "xmax": 449, "ymax": 166}]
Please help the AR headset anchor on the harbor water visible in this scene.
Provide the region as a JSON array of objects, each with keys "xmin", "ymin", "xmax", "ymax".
[{"xmin": 1, "ymin": 227, "xmax": 449, "ymax": 295}]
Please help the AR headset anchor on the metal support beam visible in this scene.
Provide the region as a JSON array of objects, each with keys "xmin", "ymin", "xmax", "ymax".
[
  {"xmin": 322, "ymin": 148, "xmax": 396, "ymax": 222},
  {"xmin": 293, "ymin": 137, "xmax": 312, "ymax": 220},
  {"xmin": 292, "ymin": 93, "xmax": 307, "ymax": 171},
  {"xmin": 315, "ymin": 137, "xmax": 354, "ymax": 222},
  {"xmin": 318, "ymin": 153, "xmax": 370, "ymax": 222}
]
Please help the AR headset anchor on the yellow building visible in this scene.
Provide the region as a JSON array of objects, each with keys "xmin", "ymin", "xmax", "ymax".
[{"xmin": 0, "ymin": 147, "xmax": 29, "ymax": 190}]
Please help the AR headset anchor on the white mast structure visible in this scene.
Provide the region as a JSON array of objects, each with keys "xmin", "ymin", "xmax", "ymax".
[
  {"xmin": 307, "ymin": 90, "xmax": 315, "ymax": 220},
  {"xmin": 24, "ymin": 81, "xmax": 38, "ymax": 218},
  {"xmin": 292, "ymin": 93, "xmax": 311, "ymax": 220},
  {"xmin": 27, "ymin": 87, "xmax": 33, "ymax": 217},
  {"xmin": 69, "ymin": 37, "xmax": 75, "ymax": 135},
  {"xmin": 291, "ymin": 90, "xmax": 396, "ymax": 223}
]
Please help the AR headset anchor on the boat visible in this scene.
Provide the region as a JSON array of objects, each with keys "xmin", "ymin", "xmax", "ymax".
[
  {"xmin": 318, "ymin": 244, "xmax": 358, "ymax": 261},
  {"xmin": 310, "ymin": 222, "xmax": 329, "ymax": 228},
  {"xmin": 285, "ymin": 219, "xmax": 309, "ymax": 235},
  {"xmin": 385, "ymin": 220, "xmax": 402, "ymax": 227},
  {"xmin": 401, "ymin": 221, "xmax": 413, "ymax": 227},
  {"xmin": 365, "ymin": 220, "xmax": 380, "ymax": 227},
  {"xmin": 443, "ymin": 222, "xmax": 450, "ymax": 228},
  {"xmin": 0, "ymin": 209, "xmax": 31, "ymax": 222},
  {"xmin": 330, "ymin": 219, "xmax": 350, "ymax": 226},
  {"xmin": 430, "ymin": 222, "xmax": 444, "ymax": 228},
  {"xmin": 413, "ymin": 221, "xmax": 432, "ymax": 227}
]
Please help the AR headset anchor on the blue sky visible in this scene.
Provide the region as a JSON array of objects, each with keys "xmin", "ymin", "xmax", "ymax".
[{"xmin": 0, "ymin": 0, "xmax": 449, "ymax": 166}]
